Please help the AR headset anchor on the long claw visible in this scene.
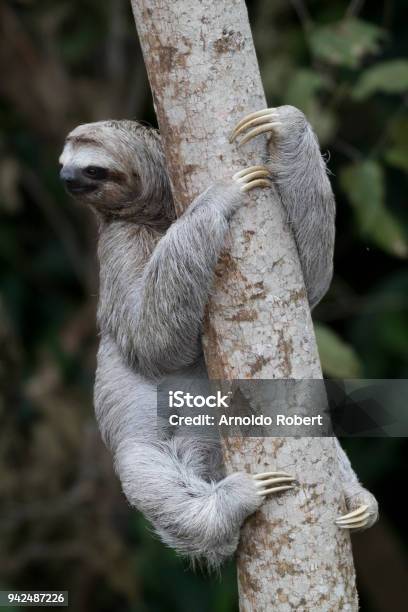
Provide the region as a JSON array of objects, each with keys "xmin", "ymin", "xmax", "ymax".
[
  {"xmin": 233, "ymin": 165, "xmax": 272, "ymax": 193},
  {"xmin": 238, "ymin": 123, "xmax": 282, "ymax": 146},
  {"xmin": 241, "ymin": 178, "xmax": 272, "ymax": 192},
  {"xmin": 253, "ymin": 470, "xmax": 296, "ymax": 497},
  {"xmin": 335, "ymin": 503, "xmax": 373, "ymax": 530},
  {"xmin": 232, "ymin": 116, "xmax": 281, "ymax": 142},
  {"xmin": 336, "ymin": 513, "xmax": 371, "ymax": 526},
  {"xmin": 233, "ymin": 165, "xmax": 268, "ymax": 180},
  {"xmin": 230, "ymin": 107, "xmax": 277, "ymax": 141},
  {"xmin": 254, "ymin": 476, "xmax": 296, "ymax": 488},
  {"xmin": 338, "ymin": 518, "xmax": 371, "ymax": 530},
  {"xmin": 253, "ymin": 471, "xmax": 293, "ymax": 480},
  {"xmin": 257, "ymin": 485, "xmax": 294, "ymax": 496},
  {"xmin": 336, "ymin": 504, "xmax": 369, "ymax": 522},
  {"xmin": 236, "ymin": 170, "xmax": 270, "ymax": 183}
]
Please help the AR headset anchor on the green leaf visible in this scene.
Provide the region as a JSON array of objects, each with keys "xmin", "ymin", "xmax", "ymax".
[
  {"xmin": 371, "ymin": 210, "xmax": 408, "ymax": 258},
  {"xmin": 310, "ymin": 18, "xmax": 384, "ymax": 69},
  {"xmin": 285, "ymin": 69, "xmax": 326, "ymax": 107},
  {"xmin": 340, "ymin": 160, "xmax": 384, "ymax": 231},
  {"xmin": 385, "ymin": 148, "xmax": 408, "ymax": 172},
  {"xmin": 315, "ymin": 323, "xmax": 362, "ymax": 378},
  {"xmin": 384, "ymin": 118, "xmax": 408, "ymax": 172},
  {"xmin": 340, "ymin": 160, "xmax": 408, "ymax": 257},
  {"xmin": 353, "ymin": 60, "xmax": 408, "ymax": 99}
]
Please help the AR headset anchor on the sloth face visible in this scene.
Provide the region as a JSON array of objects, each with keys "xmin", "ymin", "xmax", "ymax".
[
  {"xmin": 59, "ymin": 122, "xmax": 138, "ymax": 211},
  {"xmin": 59, "ymin": 121, "xmax": 173, "ymax": 223},
  {"xmin": 59, "ymin": 163, "xmax": 109, "ymax": 196}
]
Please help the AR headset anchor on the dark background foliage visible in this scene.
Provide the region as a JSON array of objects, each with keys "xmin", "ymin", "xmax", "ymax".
[{"xmin": 0, "ymin": 0, "xmax": 407, "ymax": 610}]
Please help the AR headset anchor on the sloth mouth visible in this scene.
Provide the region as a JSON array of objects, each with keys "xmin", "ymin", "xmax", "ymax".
[{"xmin": 65, "ymin": 183, "xmax": 98, "ymax": 195}]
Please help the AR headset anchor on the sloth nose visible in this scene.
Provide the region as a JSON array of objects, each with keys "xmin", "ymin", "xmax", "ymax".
[
  {"xmin": 60, "ymin": 165, "xmax": 93, "ymax": 195},
  {"xmin": 59, "ymin": 165, "xmax": 80, "ymax": 184}
]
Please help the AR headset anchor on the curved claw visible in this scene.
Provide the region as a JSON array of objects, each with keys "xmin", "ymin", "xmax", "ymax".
[
  {"xmin": 238, "ymin": 123, "xmax": 282, "ymax": 146},
  {"xmin": 230, "ymin": 109, "xmax": 282, "ymax": 146},
  {"xmin": 230, "ymin": 107, "xmax": 278, "ymax": 141},
  {"xmin": 258, "ymin": 485, "xmax": 294, "ymax": 496},
  {"xmin": 240, "ymin": 179, "xmax": 270, "ymax": 192},
  {"xmin": 254, "ymin": 476, "xmax": 296, "ymax": 489},
  {"xmin": 337, "ymin": 515, "xmax": 372, "ymax": 529},
  {"xmin": 235, "ymin": 170, "xmax": 270, "ymax": 183},
  {"xmin": 252, "ymin": 471, "xmax": 296, "ymax": 497},
  {"xmin": 338, "ymin": 519, "xmax": 371, "ymax": 530},
  {"xmin": 233, "ymin": 165, "xmax": 269, "ymax": 180},
  {"xmin": 253, "ymin": 471, "xmax": 293, "ymax": 480},
  {"xmin": 232, "ymin": 165, "xmax": 272, "ymax": 193},
  {"xmin": 335, "ymin": 504, "xmax": 372, "ymax": 529}
]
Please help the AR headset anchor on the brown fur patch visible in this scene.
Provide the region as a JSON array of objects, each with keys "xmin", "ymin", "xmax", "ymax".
[{"xmin": 108, "ymin": 169, "xmax": 127, "ymax": 184}]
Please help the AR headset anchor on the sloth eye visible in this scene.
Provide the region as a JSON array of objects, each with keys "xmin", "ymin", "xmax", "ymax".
[{"xmin": 83, "ymin": 166, "xmax": 108, "ymax": 180}]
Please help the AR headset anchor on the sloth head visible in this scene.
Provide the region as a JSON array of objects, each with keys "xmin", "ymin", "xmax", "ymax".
[{"xmin": 59, "ymin": 120, "xmax": 174, "ymax": 225}]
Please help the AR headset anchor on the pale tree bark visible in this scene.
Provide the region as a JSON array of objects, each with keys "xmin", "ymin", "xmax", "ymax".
[{"xmin": 130, "ymin": 1, "xmax": 358, "ymax": 609}]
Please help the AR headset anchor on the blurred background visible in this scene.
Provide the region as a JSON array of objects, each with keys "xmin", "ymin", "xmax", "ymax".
[{"xmin": 0, "ymin": 0, "xmax": 407, "ymax": 610}]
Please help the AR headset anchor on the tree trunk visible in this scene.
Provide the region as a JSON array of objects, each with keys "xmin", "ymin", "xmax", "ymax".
[{"xmin": 130, "ymin": 1, "xmax": 358, "ymax": 609}]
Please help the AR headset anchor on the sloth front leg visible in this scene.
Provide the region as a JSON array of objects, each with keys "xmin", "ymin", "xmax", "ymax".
[
  {"xmin": 133, "ymin": 166, "xmax": 272, "ymax": 378},
  {"xmin": 231, "ymin": 105, "xmax": 336, "ymax": 308}
]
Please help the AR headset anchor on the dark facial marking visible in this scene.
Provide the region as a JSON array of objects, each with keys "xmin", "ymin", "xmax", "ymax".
[
  {"xmin": 83, "ymin": 166, "xmax": 109, "ymax": 180},
  {"xmin": 60, "ymin": 165, "xmax": 98, "ymax": 195}
]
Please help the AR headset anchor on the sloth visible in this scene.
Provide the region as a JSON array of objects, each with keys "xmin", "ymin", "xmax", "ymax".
[{"xmin": 59, "ymin": 106, "xmax": 378, "ymax": 568}]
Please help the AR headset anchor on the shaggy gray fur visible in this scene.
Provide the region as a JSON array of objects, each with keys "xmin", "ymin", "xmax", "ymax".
[
  {"xmin": 265, "ymin": 106, "xmax": 335, "ymax": 307},
  {"xmin": 59, "ymin": 108, "xmax": 376, "ymax": 569}
]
